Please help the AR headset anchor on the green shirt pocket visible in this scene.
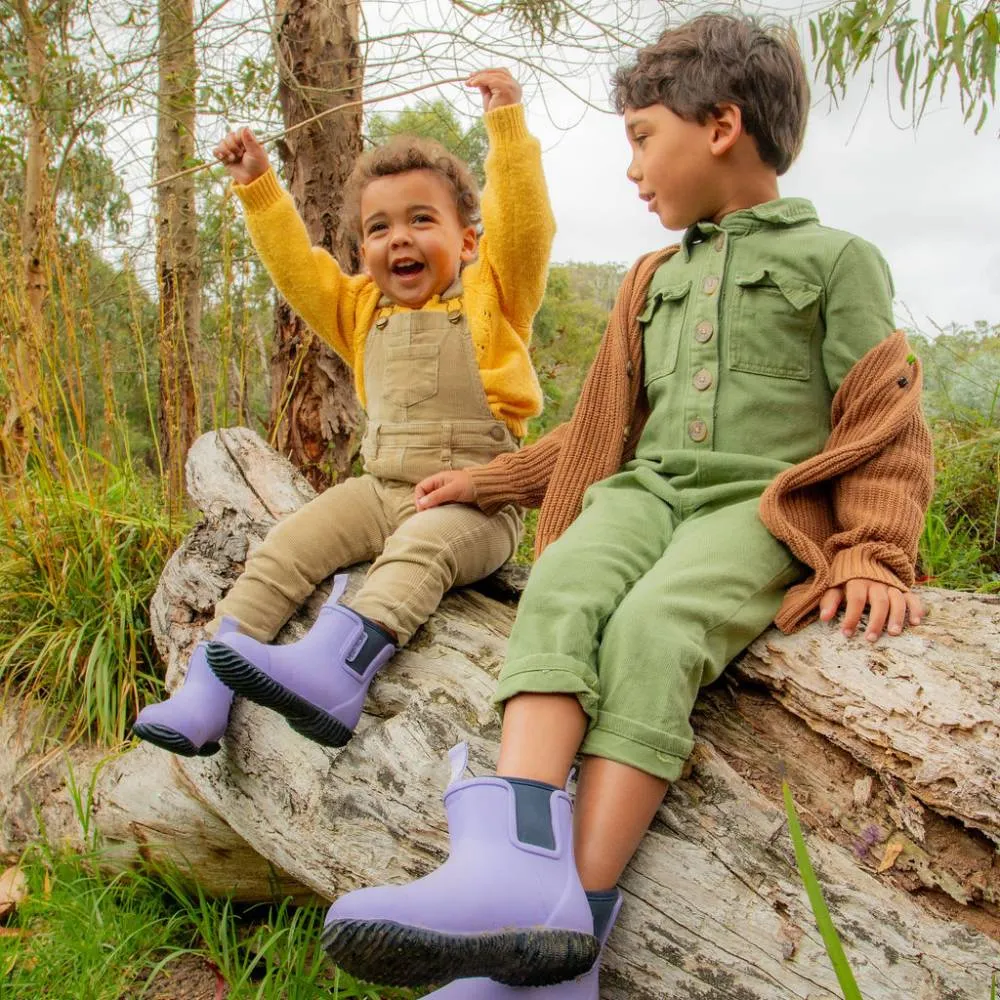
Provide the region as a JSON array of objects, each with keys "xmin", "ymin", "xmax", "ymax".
[
  {"xmin": 639, "ymin": 280, "xmax": 691, "ymax": 383},
  {"xmin": 730, "ymin": 269, "xmax": 822, "ymax": 380}
]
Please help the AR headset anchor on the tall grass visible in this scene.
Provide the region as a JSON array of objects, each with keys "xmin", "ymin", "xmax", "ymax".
[
  {"xmin": 915, "ymin": 325, "xmax": 1000, "ymax": 592},
  {"xmin": 1, "ymin": 846, "xmax": 419, "ymax": 999},
  {"xmin": 0, "ymin": 226, "xmax": 187, "ymax": 744}
]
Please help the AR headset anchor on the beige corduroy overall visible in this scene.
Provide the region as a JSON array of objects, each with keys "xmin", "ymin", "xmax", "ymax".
[{"xmin": 214, "ymin": 282, "xmax": 522, "ymax": 644}]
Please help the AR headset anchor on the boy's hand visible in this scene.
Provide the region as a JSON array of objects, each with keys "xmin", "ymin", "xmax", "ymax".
[
  {"xmin": 414, "ymin": 470, "xmax": 477, "ymax": 510},
  {"xmin": 820, "ymin": 579, "xmax": 925, "ymax": 642},
  {"xmin": 213, "ymin": 127, "xmax": 270, "ymax": 186},
  {"xmin": 467, "ymin": 69, "xmax": 522, "ymax": 113}
]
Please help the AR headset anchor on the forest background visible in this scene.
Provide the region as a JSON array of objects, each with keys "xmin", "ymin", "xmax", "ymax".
[{"xmin": 0, "ymin": 0, "xmax": 997, "ymax": 996}]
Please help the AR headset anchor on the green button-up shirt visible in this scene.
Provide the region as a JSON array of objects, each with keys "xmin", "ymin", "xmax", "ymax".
[{"xmin": 633, "ymin": 197, "xmax": 895, "ymax": 485}]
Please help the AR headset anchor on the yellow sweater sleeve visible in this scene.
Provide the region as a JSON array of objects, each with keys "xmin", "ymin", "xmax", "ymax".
[
  {"xmin": 473, "ymin": 104, "xmax": 556, "ymax": 332},
  {"xmin": 233, "ymin": 169, "xmax": 374, "ymax": 368}
]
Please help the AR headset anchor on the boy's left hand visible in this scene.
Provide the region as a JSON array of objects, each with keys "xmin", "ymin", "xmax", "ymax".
[
  {"xmin": 820, "ymin": 579, "xmax": 925, "ymax": 641},
  {"xmin": 467, "ymin": 68, "xmax": 522, "ymax": 113}
]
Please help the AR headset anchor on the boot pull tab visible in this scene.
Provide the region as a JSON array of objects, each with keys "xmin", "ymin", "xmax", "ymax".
[
  {"xmin": 327, "ymin": 574, "xmax": 349, "ymax": 606},
  {"xmin": 565, "ymin": 766, "xmax": 577, "ymax": 793},
  {"xmin": 448, "ymin": 742, "xmax": 470, "ymax": 787}
]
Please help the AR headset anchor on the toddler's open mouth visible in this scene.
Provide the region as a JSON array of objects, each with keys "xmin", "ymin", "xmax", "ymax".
[{"xmin": 391, "ymin": 260, "xmax": 425, "ymax": 276}]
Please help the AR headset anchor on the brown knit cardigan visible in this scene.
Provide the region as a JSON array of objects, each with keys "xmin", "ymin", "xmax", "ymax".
[{"xmin": 468, "ymin": 249, "xmax": 934, "ymax": 632}]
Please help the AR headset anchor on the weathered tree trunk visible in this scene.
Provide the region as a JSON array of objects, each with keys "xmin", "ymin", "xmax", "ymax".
[
  {"xmin": 4, "ymin": 428, "xmax": 999, "ymax": 998},
  {"xmin": 155, "ymin": 0, "xmax": 202, "ymax": 508},
  {"xmin": 2, "ymin": 0, "xmax": 49, "ymax": 467},
  {"xmin": 269, "ymin": 0, "xmax": 364, "ymax": 491}
]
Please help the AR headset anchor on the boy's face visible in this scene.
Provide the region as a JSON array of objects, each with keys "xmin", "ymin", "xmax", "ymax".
[
  {"xmin": 360, "ymin": 169, "xmax": 478, "ymax": 308},
  {"xmin": 624, "ymin": 104, "xmax": 722, "ymax": 231}
]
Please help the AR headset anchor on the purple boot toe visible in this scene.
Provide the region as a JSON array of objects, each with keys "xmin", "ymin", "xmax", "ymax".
[
  {"xmin": 205, "ymin": 575, "xmax": 396, "ymax": 748},
  {"xmin": 321, "ymin": 745, "xmax": 599, "ymax": 989},
  {"xmin": 133, "ymin": 618, "xmax": 239, "ymax": 756},
  {"xmin": 421, "ymin": 891, "xmax": 622, "ymax": 999}
]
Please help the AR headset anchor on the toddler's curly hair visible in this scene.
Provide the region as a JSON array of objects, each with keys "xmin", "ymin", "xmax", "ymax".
[{"xmin": 342, "ymin": 135, "xmax": 481, "ymax": 244}]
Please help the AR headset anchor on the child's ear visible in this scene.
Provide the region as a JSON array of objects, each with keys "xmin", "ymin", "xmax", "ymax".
[
  {"xmin": 708, "ymin": 103, "xmax": 743, "ymax": 157},
  {"xmin": 460, "ymin": 225, "xmax": 479, "ymax": 264}
]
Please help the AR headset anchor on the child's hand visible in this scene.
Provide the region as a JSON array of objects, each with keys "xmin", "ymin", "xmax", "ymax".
[
  {"xmin": 820, "ymin": 579, "xmax": 925, "ymax": 642},
  {"xmin": 213, "ymin": 127, "xmax": 270, "ymax": 186},
  {"xmin": 414, "ymin": 470, "xmax": 477, "ymax": 510},
  {"xmin": 467, "ymin": 69, "xmax": 522, "ymax": 113}
]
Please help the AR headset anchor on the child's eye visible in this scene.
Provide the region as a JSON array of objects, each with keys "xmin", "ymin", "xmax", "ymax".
[
  {"xmin": 366, "ymin": 222, "xmax": 387, "ymax": 235},
  {"xmin": 413, "ymin": 213, "xmax": 434, "ymax": 224}
]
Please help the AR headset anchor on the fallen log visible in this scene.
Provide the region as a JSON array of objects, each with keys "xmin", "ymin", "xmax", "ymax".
[{"xmin": 3, "ymin": 427, "xmax": 998, "ymax": 999}]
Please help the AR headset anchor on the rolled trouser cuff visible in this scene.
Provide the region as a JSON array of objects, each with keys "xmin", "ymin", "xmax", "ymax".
[
  {"xmin": 580, "ymin": 712, "xmax": 694, "ymax": 782},
  {"xmin": 493, "ymin": 654, "xmax": 600, "ymax": 723}
]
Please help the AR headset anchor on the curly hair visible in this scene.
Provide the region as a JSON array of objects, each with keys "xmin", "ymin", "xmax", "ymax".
[
  {"xmin": 341, "ymin": 135, "xmax": 481, "ymax": 245},
  {"xmin": 610, "ymin": 13, "xmax": 810, "ymax": 175}
]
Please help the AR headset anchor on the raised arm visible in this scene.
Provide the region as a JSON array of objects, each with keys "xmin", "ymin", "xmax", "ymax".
[
  {"xmin": 215, "ymin": 128, "xmax": 370, "ymax": 366},
  {"xmin": 468, "ymin": 70, "xmax": 556, "ymax": 332}
]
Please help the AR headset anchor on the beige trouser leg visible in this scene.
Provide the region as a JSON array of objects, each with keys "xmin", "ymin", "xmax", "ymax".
[
  {"xmin": 212, "ymin": 475, "xmax": 391, "ymax": 642},
  {"xmin": 212, "ymin": 475, "xmax": 521, "ymax": 646},
  {"xmin": 351, "ymin": 488, "xmax": 522, "ymax": 643}
]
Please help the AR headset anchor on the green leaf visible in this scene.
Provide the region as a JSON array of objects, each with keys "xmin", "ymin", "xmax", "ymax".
[
  {"xmin": 783, "ymin": 783, "xmax": 865, "ymax": 1000},
  {"xmin": 935, "ymin": 0, "xmax": 951, "ymax": 47}
]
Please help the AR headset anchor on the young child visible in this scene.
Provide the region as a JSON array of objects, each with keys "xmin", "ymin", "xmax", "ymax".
[
  {"xmin": 318, "ymin": 14, "xmax": 934, "ymax": 995},
  {"xmin": 133, "ymin": 69, "xmax": 555, "ymax": 756}
]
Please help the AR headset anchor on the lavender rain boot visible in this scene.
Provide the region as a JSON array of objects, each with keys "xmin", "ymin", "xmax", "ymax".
[
  {"xmin": 205, "ymin": 575, "xmax": 396, "ymax": 748},
  {"xmin": 321, "ymin": 744, "xmax": 599, "ymax": 989},
  {"xmin": 133, "ymin": 618, "xmax": 240, "ymax": 756},
  {"xmin": 420, "ymin": 890, "xmax": 622, "ymax": 999}
]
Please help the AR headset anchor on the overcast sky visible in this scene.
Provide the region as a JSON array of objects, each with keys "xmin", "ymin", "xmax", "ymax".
[{"xmin": 522, "ymin": 49, "xmax": 1000, "ymax": 333}]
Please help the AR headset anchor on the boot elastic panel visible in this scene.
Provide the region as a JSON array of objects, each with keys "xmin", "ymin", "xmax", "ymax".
[
  {"xmin": 507, "ymin": 778, "xmax": 561, "ymax": 851},
  {"xmin": 346, "ymin": 614, "xmax": 397, "ymax": 676}
]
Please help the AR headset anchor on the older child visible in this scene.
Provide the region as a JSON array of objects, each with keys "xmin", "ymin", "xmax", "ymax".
[
  {"xmin": 319, "ymin": 14, "xmax": 934, "ymax": 995},
  {"xmin": 134, "ymin": 69, "xmax": 554, "ymax": 756}
]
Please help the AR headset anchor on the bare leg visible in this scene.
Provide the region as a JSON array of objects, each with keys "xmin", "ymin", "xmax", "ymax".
[
  {"xmin": 573, "ymin": 755, "xmax": 669, "ymax": 891},
  {"xmin": 495, "ymin": 695, "xmax": 667, "ymax": 889},
  {"xmin": 496, "ymin": 692, "xmax": 588, "ymax": 788}
]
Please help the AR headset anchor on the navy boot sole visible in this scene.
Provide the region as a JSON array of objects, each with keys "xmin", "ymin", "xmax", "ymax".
[
  {"xmin": 132, "ymin": 722, "xmax": 220, "ymax": 757},
  {"xmin": 320, "ymin": 918, "xmax": 599, "ymax": 988},
  {"xmin": 205, "ymin": 642, "xmax": 354, "ymax": 748}
]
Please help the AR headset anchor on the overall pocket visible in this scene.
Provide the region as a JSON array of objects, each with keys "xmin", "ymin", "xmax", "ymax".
[
  {"xmin": 729, "ymin": 269, "xmax": 821, "ymax": 380},
  {"xmin": 383, "ymin": 344, "xmax": 440, "ymax": 408},
  {"xmin": 639, "ymin": 281, "xmax": 691, "ymax": 384}
]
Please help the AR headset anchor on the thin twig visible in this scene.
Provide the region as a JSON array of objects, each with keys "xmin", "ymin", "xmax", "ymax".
[{"xmin": 150, "ymin": 75, "xmax": 469, "ymax": 189}]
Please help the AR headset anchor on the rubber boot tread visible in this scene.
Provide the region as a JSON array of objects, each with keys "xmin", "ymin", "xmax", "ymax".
[
  {"xmin": 320, "ymin": 919, "xmax": 599, "ymax": 988},
  {"xmin": 132, "ymin": 722, "xmax": 219, "ymax": 757},
  {"xmin": 206, "ymin": 643, "xmax": 354, "ymax": 748}
]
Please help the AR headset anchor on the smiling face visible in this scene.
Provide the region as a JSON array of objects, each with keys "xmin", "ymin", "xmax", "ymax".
[
  {"xmin": 624, "ymin": 104, "xmax": 726, "ymax": 232},
  {"xmin": 359, "ymin": 169, "xmax": 478, "ymax": 308}
]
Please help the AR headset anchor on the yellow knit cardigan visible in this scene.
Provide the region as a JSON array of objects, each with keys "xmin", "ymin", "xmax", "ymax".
[{"xmin": 233, "ymin": 103, "xmax": 555, "ymax": 439}]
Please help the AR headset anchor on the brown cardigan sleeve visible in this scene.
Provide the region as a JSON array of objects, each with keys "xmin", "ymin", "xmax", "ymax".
[
  {"xmin": 466, "ymin": 423, "xmax": 569, "ymax": 514},
  {"xmin": 823, "ymin": 344, "xmax": 935, "ymax": 591},
  {"xmin": 825, "ymin": 408, "xmax": 934, "ymax": 590}
]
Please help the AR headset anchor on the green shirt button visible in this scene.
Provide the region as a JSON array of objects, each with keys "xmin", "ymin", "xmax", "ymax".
[
  {"xmin": 702, "ymin": 275, "xmax": 720, "ymax": 295},
  {"xmin": 688, "ymin": 419, "xmax": 708, "ymax": 442},
  {"xmin": 695, "ymin": 321, "xmax": 714, "ymax": 343},
  {"xmin": 693, "ymin": 369, "xmax": 713, "ymax": 391},
  {"xmin": 713, "ymin": 233, "xmax": 725, "ymax": 251}
]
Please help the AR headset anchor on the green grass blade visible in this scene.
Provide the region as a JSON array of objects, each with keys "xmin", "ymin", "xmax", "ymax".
[{"xmin": 783, "ymin": 781, "xmax": 865, "ymax": 1000}]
